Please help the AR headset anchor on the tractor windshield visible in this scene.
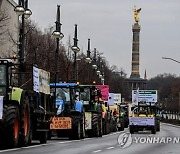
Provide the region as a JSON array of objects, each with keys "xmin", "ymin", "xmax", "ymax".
[
  {"xmin": 133, "ymin": 105, "xmax": 157, "ymax": 115},
  {"xmin": 79, "ymin": 88, "xmax": 90, "ymax": 105},
  {"xmin": 0, "ymin": 65, "xmax": 7, "ymax": 96},
  {"xmin": 56, "ymin": 88, "xmax": 70, "ymax": 104}
]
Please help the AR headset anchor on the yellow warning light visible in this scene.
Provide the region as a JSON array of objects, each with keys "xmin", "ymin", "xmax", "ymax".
[{"xmin": 12, "ymin": 54, "xmax": 17, "ymax": 59}]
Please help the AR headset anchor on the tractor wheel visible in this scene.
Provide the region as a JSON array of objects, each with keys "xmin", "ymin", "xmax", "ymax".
[
  {"xmin": 0, "ymin": 105, "xmax": 8, "ymax": 148},
  {"xmin": 129, "ymin": 126, "xmax": 134, "ymax": 134},
  {"xmin": 6, "ymin": 105, "xmax": 20, "ymax": 148},
  {"xmin": 19, "ymin": 95, "xmax": 31, "ymax": 146},
  {"xmin": 98, "ymin": 117, "xmax": 103, "ymax": 137},
  {"xmin": 151, "ymin": 126, "xmax": 156, "ymax": 134},
  {"xmin": 156, "ymin": 120, "xmax": 160, "ymax": 132},
  {"xmin": 92, "ymin": 113, "xmax": 99, "ymax": 137},
  {"xmin": 39, "ymin": 131, "xmax": 48, "ymax": 144},
  {"xmin": 80, "ymin": 114, "xmax": 86, "ymax": 139},
  {"xmin": 72, "ymin": 116, "xmax": 81, "ymax": 140}
]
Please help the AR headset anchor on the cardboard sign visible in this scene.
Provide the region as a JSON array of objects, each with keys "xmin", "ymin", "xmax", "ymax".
[
  {"xmin": 85, "ymin": 112, "xmax": 92, "ymax": 130},
  {"xmin": 50, "ymin": 117, "xmax": 72, "ymax": 129}
]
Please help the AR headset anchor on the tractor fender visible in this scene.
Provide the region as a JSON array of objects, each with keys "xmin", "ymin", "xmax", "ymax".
[
  {"xmin": 74, "ymin": 101, "xmax": 83, "ymax": 113},
  {"xmin": 10, "ymin": 87, "xmax": 23, "ymax": 105}
]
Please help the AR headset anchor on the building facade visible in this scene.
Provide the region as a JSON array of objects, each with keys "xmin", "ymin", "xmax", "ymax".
[{"xmin": 0, "ymin": 0, "xmax": 18, "ymax": 58}]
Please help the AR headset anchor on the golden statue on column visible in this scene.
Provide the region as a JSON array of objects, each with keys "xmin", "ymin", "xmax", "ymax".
[{"xmin": 134, "ymin": 7, "xmax": 141, "ymax": 23}]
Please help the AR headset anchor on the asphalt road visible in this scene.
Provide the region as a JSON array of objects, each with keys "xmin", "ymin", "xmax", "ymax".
[{"xmin": 0, "ymin": 123, "xmax": 180, "ymax": 154}]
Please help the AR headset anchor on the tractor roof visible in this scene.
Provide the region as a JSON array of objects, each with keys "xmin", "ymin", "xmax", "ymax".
[{"xmin": 50, "ymin": 83, "xmax": 77, "ymax": 88}]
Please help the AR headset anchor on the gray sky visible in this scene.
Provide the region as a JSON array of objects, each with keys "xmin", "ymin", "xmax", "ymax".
[{"xmin": 16, "ymin": 0, "xmax": 180, "ymax": 79}]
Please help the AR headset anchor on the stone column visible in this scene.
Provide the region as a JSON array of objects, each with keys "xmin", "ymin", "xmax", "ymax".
[{"xmin": 130, "ymin": 23, "xmax": 140, "ymax": 78}]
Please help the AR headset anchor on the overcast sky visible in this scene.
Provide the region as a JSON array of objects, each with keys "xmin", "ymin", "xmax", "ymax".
[{"xmin": 15, "ymin": 0, "xmax": 180, "ymax": 79}]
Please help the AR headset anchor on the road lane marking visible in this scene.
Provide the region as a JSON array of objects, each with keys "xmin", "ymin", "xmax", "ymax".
[
  {"xmin": 0, "ymin": 148, "xmax": 20, "ymax": 153},
  {"xmin": 0, "ymin": 131, "xmax": 124, "ymax": 153},
  {"xmin": 106, "ymin": 146, "xmax": 115, "ymax": 150},
  {"xmin": 93, "ymin": 150, "xmax": 102, "ymax": 153}
]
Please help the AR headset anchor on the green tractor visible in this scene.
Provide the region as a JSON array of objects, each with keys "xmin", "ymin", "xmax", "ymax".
[
  {"xmin": 119, "ymin": 104, "xmax": 129, "ymax": 128},
  {"xmin": 78, "ymin": 85, "xmax": 103, "ymax": 137},
  {"xmin": 0, "ymin": 60, "xmax": 54, "ymax": 148}
]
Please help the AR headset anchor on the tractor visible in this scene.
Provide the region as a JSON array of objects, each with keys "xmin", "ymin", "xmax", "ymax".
[
  {"xmin": 0, "ymin": 60, "xmax": 54, "ymax": 148},
  {"xmin": 129, "ymin": 102, "xmax": 160, "ymax": 134},
  {"xmin": 78, "ymin": 85, "xmax": 103, "ymax": 137},
  {"xmin": 49, "ymin": 83, "xmax": 85, "ymax": 139}
]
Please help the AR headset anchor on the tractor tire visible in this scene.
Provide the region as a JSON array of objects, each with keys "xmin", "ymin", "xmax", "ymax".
[
  {"xmin": 129, "ymin": 126, "xmax": 134, "ymax": 134},
  {"xmin": 6, "ymin": 105, "xmax": 20, "ymax": 148},
  {"xmin": 151, "ymin": 126, "xmax": 156, "ymax": 134},
  {"xmin": 0, "ymin": 105, "xmax": 8, "ymax": 148},
  {"xmin": 92, "ymin": 113, "xmax": 99, "ymax": 137},
  {"xmin": 71, "ymin": 116, "xmax": 81, "ymax": 140},
  {"xmin": 120, "ymin": 121, "xmax": 125, "ymax": 131},
  {"xmin": 19, "ymin": 95, "xmax": 31, "ymax": 146},
  {"xmin": 81, "ymin": 115, "xmax": 86, "ymax": 139},
  {"xmin": 39, "ymin": 131, "xmax": 48, "ymax": 144},
  {"xmin": 156, "ymin": 120, "xmax": 160, "ymax": 132},
  {"xmin": 102, "ymin": 119, "xmax": 106, "ymax": 135},
  {"xmin": 98, "ymin": 117, "xmax": 103, "ymax": 137}
]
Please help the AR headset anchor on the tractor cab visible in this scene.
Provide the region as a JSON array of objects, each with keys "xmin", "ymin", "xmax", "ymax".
[
  {"xmin": 50, "ymin": 83, "xmax": 83, "ymax": 116},
  {"xmin": 0, "ymin": 60, "xmax": 13, "ymax": 101},
  {"xmin": 78, "ymin": 85, "xmax": 102, "ymax": 111}
]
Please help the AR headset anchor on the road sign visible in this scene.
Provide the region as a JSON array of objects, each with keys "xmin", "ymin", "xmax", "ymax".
[{"xmin": 132, "ymin": 90, "xmax": 157, "ymax": 103}]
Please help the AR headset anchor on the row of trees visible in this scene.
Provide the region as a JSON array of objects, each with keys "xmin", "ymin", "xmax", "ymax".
[
  {"xmin": 23, "ymin": 20, "xmax": 129, "ymax": 97},
  {"xmin": 147, "ymin": 73, "xmax": 180, "ymax": 112}
]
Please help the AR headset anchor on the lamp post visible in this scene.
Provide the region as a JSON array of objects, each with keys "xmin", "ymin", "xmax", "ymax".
[
  {"xmin": 15, "ymin": 0, "xmax": 32, "ymax": 87},
  {"xmin": 92, "ymin": 48, "xmax": 97, "ymax": 84},
  {"xmin": 162, "ymin": 57, "xmax": 180, "ymax": 64},
  {"xmin": 52, "ymin": 5, "xmax": 64, "ymax": 103},
  {"xmin": 71, "ymin": 24, "xmax": 80, "ymax": 82},
  {"xmin": 52, "ymin": 5, "xmax": 64, "ymax": 84},
  {"xmin": 86, "ymin": 38, "xmax": 91, "ymax": 83}
]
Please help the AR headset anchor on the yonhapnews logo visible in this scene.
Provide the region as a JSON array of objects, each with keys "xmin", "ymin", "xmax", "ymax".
[{"xmin": 118, "ymin": 132, "xmax": 180, "ymax": 148}]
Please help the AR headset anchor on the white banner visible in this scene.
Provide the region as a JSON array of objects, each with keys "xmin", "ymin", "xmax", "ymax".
[
  {"xmin": 108, "ymin": 93, "xmax": 114, "ymax": 106},
  {"xmin": 33, "ymin": 66, "xmax": 39, "ymax": 93},
  {"xmin": 33, "ymin": 66, "xmax": 50, "ymax": 94},
  {"xmin": 0, "ymin": 96, "xmax": 3, "ymax": 119},
  {"xmin": 132, "ymin": 90, "xmax": 157, "ymax": 103},
  {"xmin": 114, "ymin": 93, "xmax": 121, "ymax": 104},
  {"xmin": 129, "ymin": 117, "xmax": 155, "ymax": 126}
]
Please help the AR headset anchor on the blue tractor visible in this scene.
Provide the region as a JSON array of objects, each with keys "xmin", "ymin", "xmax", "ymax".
[{"xmin": 50, "ymin": 83, "xmax": 85, "ymax": 139}]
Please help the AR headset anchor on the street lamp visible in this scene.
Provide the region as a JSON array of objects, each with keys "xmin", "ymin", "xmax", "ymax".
[
  {"xmin": 71, "ymin": 24, "xmax": 80, "ymax": 82},
  {"xmin": 96, "ymin": 54, "xmax": 101, "ymax": 76},
  {"xmin": 162, "ymin": 57, "xmax": 180, "ymax": 64},
  {"xmin": 92, "ymin": 48, "xmax": 97, "ymax": 70},
  {"xmin": 15, "ymin": 0, "xmax": 32, "ymax": 87},
  {"xmin": 52, "ymin": 5, "xmax": 64, "ymax": 84},
  {"xmin": 86, "ymin": 38, "xmax": 91, "ymax": 63}
]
